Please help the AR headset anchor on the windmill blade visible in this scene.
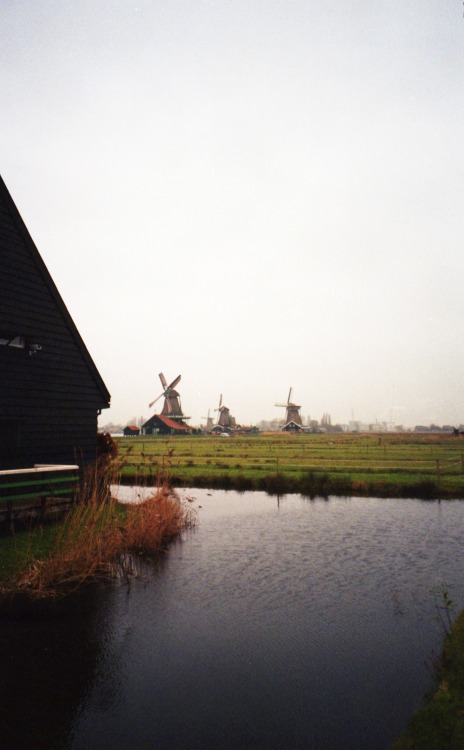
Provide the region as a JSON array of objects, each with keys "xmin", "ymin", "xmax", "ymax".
[
  {"xmin": 165, "ymin": 398, "xmax": 173, "ymax": 413},
  {"xmin": 159, "ymin": 372, "xmax": 168, "ymax": 390},
  {"xmin": 168, "ymin": 374, "xmax": 181, "ymax": 390},
  {"xmin": 288, "ymin": 387, "xmax": 293, "ymax": 404},
  {"xmin": 149, "ymin": 391, "xmax": 164, "ymax": 408},
  {"xmin": 219, "ymin": 394, "xmax": 223, "ymax": 409},
  {"xmin": 275, "ymin": 403, "xmax": 288, "ymax": 407}
]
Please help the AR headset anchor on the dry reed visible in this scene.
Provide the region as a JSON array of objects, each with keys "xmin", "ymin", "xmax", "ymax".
[
  {"xmin": 124, "ymin": 487, "xmax": 193, "ymax": 555},
  {"xmin": 3, "ymin": 461, "xmax": 194, "ymax": 599}
]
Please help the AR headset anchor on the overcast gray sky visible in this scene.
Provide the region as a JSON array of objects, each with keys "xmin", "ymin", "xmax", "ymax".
[{"xmin": 2, "ymin": 1, "xmax": 463, "ymax": 428}]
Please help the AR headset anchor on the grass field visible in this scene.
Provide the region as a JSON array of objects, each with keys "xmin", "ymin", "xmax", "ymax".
[{"xmin": 114, "ymin": 432, "xmax": 464, "ymax": 498}]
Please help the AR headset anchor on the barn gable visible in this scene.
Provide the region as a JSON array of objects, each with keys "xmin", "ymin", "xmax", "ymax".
[{"xmin": 0, "ymin": 175, "xmax": 110, "ymax": 469}]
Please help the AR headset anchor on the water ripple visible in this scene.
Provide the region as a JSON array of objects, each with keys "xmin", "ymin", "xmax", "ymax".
[{"xmin": 70, "ymin": 491, "xmax": 464, "ymax": 750}]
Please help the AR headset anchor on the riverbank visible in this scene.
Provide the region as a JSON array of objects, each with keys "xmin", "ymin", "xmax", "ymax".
[
  {"xmin": 390, "ymin": 610, "xmax": 464, "ymax": 749},
  {"xmin": 0, "ymin": 485, "xmax": 193, "ymax": 599},
  {"xmin": 114, "ymin": 433, "xmax": 464, "ymax": 499}
]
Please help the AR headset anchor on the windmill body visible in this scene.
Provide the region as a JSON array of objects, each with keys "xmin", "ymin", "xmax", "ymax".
[
  {"xmin": 148, "ymin": 372, "xmax": 190, "ymax": 421},
  {"xmin": 275, "ymin": 387, "xmax": 303, "ymax": 431},
  {"xmin": 160, "ymin": 387, "xmax": 182, "ymax": 417},
  {"xmin": 285, "ymin": 404, "xmax": 302, "ymax": 425},
  {"xmin": 218, "ymin": 406, "xmax": 234, "ymax": 428},
  {"xmin": 213, "ymin": 395, "xmax": 237, "ymax": 431},
  {"xmin": 201, "ymin": 410, "xmax": 214, "ymax": 432}
]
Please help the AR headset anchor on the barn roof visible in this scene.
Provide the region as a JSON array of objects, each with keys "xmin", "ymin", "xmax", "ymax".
[
  {"xmin": 143, "ymin": 414, "xmax": 191, "ymax": 431},
  {"xmin": 282, "ymin": 420, "xmax": 304, "ymax": 431},
  {"xmin": 0, "ymin": 175, "xmax": 110, "ymax": 408}
]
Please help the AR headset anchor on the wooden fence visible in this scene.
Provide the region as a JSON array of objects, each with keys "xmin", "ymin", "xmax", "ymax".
[{"xmin": 0, "ymin": 464, "xmax": 79, "ymax": 528}]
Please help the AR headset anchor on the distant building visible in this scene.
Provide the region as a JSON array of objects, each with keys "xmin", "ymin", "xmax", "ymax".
[
  {"xmin": 123, "ymin": 425, "xmax": 140, "ymax": 436},
  {"xmin": 282, "ymin": 420, "xmax": 304, "ymax": 433},
  {"xmin": 142, "ymin": 414, "xmax": 191, "ymax": 435}
]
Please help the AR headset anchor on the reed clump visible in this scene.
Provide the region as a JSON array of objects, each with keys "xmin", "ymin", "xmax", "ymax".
[
  {"xmin": 123, "ymin": 487, "xmax": 193, "ymax": 555},
  {"xmin": 1, "ymin": 461, "xmax": 194, "ymax": 599}
]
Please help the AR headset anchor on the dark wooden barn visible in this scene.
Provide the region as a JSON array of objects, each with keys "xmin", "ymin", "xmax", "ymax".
[
  {"xmin": 0, "ymin": 175, "xmax": 111, "ymax": 471},
  {"xmin": 282, "ymin": 420, "xmax": 304, "ymax": 433},
  {"xmin": 123, "ymin": 425, "xmax": 140, "ymax": 436},
  {"xmin": 142, "ymin": 414, "xmax": 191, "ymax": 436}
]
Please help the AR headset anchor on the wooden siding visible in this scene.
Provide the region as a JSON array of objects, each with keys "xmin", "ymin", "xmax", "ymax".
[
  {"xmin": 0, "ymin": 411, "xmax": 100, "ymax": 469},
  {"xmin": 0, "ymin": 177, "xmax": 110, "ymax": 468}
]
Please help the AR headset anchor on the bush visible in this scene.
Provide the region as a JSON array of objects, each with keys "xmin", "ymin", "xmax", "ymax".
[{"xmin": 97, "ymin": 432, "xmax": 118, "ymax": 461}]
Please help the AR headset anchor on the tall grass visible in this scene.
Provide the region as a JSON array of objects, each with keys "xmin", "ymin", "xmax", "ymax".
[{"xmin": 1, "ymin": 460, "xmax": 194, "ymax": 599}]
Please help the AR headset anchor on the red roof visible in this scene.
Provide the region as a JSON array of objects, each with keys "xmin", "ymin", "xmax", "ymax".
[{"xmin": 156, "ymin": 414, "xmax": 190, "ymax": 431}]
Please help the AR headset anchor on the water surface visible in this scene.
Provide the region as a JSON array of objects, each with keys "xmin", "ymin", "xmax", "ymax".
[{"xmin": 1, "ymin": 491, "xmax": 463, "ymax": 750}]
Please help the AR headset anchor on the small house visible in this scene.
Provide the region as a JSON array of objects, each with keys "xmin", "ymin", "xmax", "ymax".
[
  {"xmin": 123, "ymin": 425, "xmax": 140, "ymax": 436},
  {"xmin": 282, "ymin": 420, "xmax": 304, "ymax": 433}
]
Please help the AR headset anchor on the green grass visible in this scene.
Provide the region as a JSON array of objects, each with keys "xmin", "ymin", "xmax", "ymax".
[
  {"xmin": 390, "ymin": 610, "xmax": 464, "ymax": 749},
  {"xmin": 114, "ymin": 432, "xmax": 464, "ymax": 498},
  {"xmin": 0, "ymin": 523, "xmax": 58, "ymax": 586}
]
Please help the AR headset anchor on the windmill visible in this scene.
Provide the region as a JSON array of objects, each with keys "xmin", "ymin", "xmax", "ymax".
[
  {"xmin": 148, "ymin": 372, "xmax": 188, "ymax": 421},
  {"xmin": 201, "ymin": 409, "xmax": 214, "ymax": 432},
  {"xmin": 214, "ymin": 394, "xmax": 236, "ymax": 430},
  {"xmin": 275, "ymin": 387, "xmax": 302, "ymax": 429}
]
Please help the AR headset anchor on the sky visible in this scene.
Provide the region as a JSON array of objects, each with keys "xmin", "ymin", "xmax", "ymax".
[{"xmin": 1, "ymin": 1, "xmax": 464, "ymax": 429}]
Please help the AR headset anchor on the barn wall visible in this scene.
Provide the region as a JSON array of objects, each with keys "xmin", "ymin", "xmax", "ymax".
[
  {"xmin": 0, "ymin": 410, "xmax": 99, "ymax": 469},
  {"xmin": 0, "ymin": 180, "xmax": 110, "ymax": 469}
]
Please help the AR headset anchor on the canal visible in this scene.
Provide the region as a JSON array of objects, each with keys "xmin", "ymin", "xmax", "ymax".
[{"xmin": 1, "ymin": 490, "xmax": 464, "ymax": 750}]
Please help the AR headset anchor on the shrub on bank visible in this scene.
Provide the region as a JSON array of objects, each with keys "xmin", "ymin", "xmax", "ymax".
[{"xmin": 0, "ymin": 463, "xmax": 193, "ymax": 599}]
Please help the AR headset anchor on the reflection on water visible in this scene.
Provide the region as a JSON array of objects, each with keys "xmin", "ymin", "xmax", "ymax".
[
  {"xmin": 0, "ymin": 585, "xmax": 117, "ymax": 750},
  {"xmin": 2, "ymin": 491, "xmax": 464, "ymax": 750}
]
